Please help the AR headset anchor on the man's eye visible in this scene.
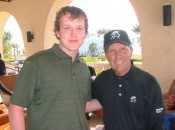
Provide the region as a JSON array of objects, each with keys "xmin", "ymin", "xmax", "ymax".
[
  {"xmin": 64, "ymin": 27, "xmax": 70, "ymax": 29},
  {"xmin": 119, "ymin": 47, "xmax": 128, "ymax": 53},
  {"xmin": 77, "ymin": 27, "xmax": 84, "ymax": 30},
  {"xmin": 121, "ymin": 47, "xmax": 127, "ymax": 51},
  {"xmin": 108, "ymin": 50, "xmax": 116, "ymax": 54}
]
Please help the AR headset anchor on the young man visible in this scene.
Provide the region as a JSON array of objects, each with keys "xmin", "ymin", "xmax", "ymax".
[
  {"xmin": 9, "ymin": 6, "xmax": 92, "ymax": 130},
  {"xmin": 86, "ymin": 30, "xmax": 165, "ymax": 130}
]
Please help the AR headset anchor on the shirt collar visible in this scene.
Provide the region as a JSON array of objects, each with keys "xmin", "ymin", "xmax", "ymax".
[
  {"xmin": 51, "ymin": 43, "xmax": 82, "ymax": 63},
  {"xmin": 111, "ymin": 64, "xmax": 136, "ymax": 78}
]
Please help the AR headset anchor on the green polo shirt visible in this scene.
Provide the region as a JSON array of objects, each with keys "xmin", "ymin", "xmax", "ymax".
[{"xmin": 11, "ymin": 43, "xmax": 92, "ymax": 130}]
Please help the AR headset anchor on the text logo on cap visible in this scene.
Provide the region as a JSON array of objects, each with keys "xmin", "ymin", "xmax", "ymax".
[{"xmin": 110, "ymin": 31, "xmax": 120, "ymax": 40}]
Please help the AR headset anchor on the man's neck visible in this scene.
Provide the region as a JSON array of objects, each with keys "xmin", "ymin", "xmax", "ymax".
[{"xmin": 58, "ymin": 44, "xmax": 78, "ymax": 62}]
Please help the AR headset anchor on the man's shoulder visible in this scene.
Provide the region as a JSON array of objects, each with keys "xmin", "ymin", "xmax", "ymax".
[
  {"xmin": 133, "ymin": 66, "xmax": 155, "ymax": 80},
  {"xmin": 95, "ymin": 68, "xmax": 113, "ymax": 80},
  {"xmin": 132, "ymin": 66, "xmax": 159, "ymax": 88},
  {"xmin": 27, "ymin": 48, "xmax": 52, "ymax": 61}
]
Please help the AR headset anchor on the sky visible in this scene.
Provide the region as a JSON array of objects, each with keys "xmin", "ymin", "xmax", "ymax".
[
  {"xmin": 3, "ymin": 0, "xmax": 140, "ymax": 53},
  {"xmin": 70, "ymin": 0, "xmax": 138, "ymax": 36},
  {"xmin": 4, "ymin": 16, "xmax": 24, "ymax": 49}
]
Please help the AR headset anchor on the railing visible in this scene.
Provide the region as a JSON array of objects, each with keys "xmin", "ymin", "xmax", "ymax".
[
  {"xmin": 5, "ymin": 62, "xmax": 20, "ymax": 75},
  {"xmin": 4, "ymin": 61, "xmax": 142, "ymax": 76}
]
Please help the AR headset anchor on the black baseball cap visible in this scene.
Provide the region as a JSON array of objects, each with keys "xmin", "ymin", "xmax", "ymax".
[{"xmin": 104, "ymin": 30, "xmax": 131, "ymax": 51}]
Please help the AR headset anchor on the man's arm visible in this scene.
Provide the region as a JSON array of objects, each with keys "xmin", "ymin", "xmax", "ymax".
[
  {"xmin": 9, "ymin": 104, "xmax": 25, "ymax": 130},
  {"xmin": 149, "ymin": 120, "xmax": 165, "ymax": 130},
  {"xmin": 0, "ymin": 81, "xmax": 12, "ymax": 95},
  {"xmin": 86, "ymin": 99, "xmax": 102, "ymax": 113},
  {"xmin": 149, "ymin": 79, "xmax": 165, "ymax": 130}
]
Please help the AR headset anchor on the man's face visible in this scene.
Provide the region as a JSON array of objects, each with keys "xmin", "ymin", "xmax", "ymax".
[
  {"xmin": 56, "ymin": 13, "xmax": 86, "ymax": 55},
  {"xmin": 106, "ymin": 43, "xmax": 132, "ymax": 76}
]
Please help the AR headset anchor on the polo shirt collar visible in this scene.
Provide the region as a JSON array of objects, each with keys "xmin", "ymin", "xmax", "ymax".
[
  {"xmin": 51, "ymin": 43, "xmax": 82, "ymax": 63},
  {"xmin": 111, "ymin": 65, "xmax": 136, "ymax": 78}
]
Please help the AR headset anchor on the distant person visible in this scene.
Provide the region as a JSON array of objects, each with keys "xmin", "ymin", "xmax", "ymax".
[
  {"xmin": 88, "ymin": 65, "xmax": 96, "ymax": 81},
  {"xmin": 0, "ymin": 53, "xmax": 6, "ymax": 76},
  {"xmin": 86, "ymin": 30, "xmax": 165, "ymax": 130},
  {"xmin": 85, "ymin": 65, "xmax": 96, "ymax": 120},
  {"xmin": 9, "ymin": 6, "xmax": 92, "ymax": 130}
]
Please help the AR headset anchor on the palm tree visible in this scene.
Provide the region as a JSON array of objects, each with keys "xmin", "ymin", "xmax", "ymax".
[
  {"xmin": 132, "ymin": 24, "xmax": 140, "ymax": 34},
  {"xmin": 97, "ymin": 28, "xmax": 111, "ymax": 37},
  {"xmin": 89, "ymin": 42, "xmax": 97, "ymax": 56},
  {"xmin": 132, "ymin": 24, "xmax": 141, "ymax": 46},
  {"xmin": 2, "ymin": 31, "xmax": 13, "ymax": 59}
]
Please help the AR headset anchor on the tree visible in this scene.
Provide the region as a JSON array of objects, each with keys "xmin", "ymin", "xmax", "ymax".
[
  {"xmin": 132, "ymin": 24, "xmax": 140, "ymax": 34},
  {"xmin": 89, "ymin": 42, "xmax": 97, "ymax": 56},
  {"xmin": 2, "ymin": 31, "xmax": 13, "ymax": 59},
  {"xmin": 96, "ymin": 28, "xmax": 112, "ymax": 37},
  {"xmin": 11, "ymin": 43, "xmax": 20, "ymax": 58},
  {"xmin": 132, "ymin": 24, "xmax": 141, "ymax": 46}
]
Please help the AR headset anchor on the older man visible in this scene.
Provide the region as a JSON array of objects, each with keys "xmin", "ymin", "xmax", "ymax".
[{"xmin": 86, "ymin": 30, "xmax": 165, "ymax": 130}]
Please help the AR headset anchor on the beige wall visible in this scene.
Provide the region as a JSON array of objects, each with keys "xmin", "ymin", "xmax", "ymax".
[
  {"xmin": 0, "ymin": 0, "xmax": 58, "ymax": 56},
  {"xmin": 0, "ymin": 0, "xmax": 175, "ymax": 92},
  {"xmin": 0, "ymin": 12, "xmax": 10, "ymax": 58},
  {"xmin": 130, "ymin": 0, "xmax": 175, "ymax": 92}
]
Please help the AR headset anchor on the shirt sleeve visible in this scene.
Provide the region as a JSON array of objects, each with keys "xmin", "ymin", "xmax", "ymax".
[
  {"xmin": 148, "ymin": 79, "xmax": 165, "ymax": 130},
  {"xmin": 149, "ymin": 120, "xmax": 166, "ymax": 130},
  {"xmin": 10, "ymin": 60, "xmax": 38, "ymax": 107}
]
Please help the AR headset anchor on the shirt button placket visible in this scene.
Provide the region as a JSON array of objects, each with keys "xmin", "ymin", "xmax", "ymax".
[{"xmin": 118, "ymin": 84, "xmax": 122, "ymax": 96}]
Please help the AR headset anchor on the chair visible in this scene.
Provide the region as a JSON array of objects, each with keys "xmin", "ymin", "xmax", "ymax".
[
  {"xmin": 163, "ymin": 79, "xmax": 175, "ymax": 129},
  {"xmin": 0, "ymin": 75, "xmax": 18, "ymax": 107},
  {"xmin": 0, "ymin": 74, "xmax": 18, "ymax": 91},
  {"xmin": 0, "ymin": 103, "xmax": 9, "ymax": 127},
  {"xmin": 164, "ymin": 113, "xmax": 175, "ymax": 130}
]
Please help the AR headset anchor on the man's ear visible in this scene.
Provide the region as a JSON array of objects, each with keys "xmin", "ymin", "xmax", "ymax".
[
  {"xmin": 130, "ymin": 46, "xmax": 133, "ymax": 55},
  {"xmin": 55, "ymin": 31, "xmax": 60, "ymax": 39}
]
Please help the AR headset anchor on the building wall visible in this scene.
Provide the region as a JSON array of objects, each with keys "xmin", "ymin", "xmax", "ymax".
[
  {"xmin": 130, "ymin": 0, "xmax": 175, "ymax": 92},
  {"xmin": 0, "ymin": 0, "xmax": 175, "ymax": 92}
]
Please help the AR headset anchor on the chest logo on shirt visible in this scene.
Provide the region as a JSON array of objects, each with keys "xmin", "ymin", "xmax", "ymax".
[
  {"xmin": 156, "ymin": 108, "xmax": 164, "ymax": 113},
  {"xmin": 130, "ymin": 96, "xmax": 136, "ymax": 103}
]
